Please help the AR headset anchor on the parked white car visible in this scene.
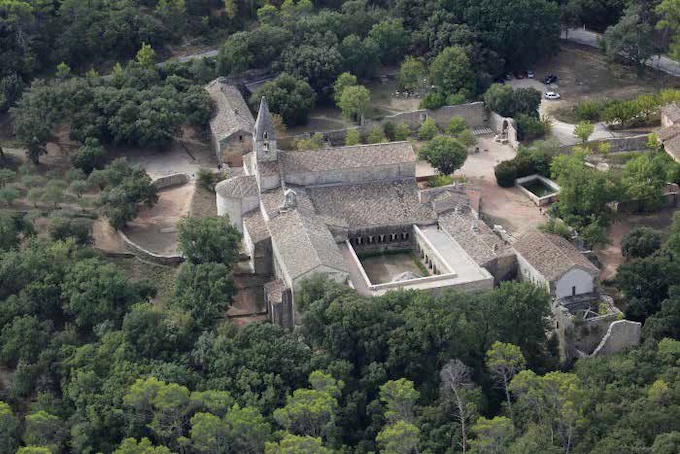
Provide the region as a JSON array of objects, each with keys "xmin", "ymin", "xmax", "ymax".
[
  {"xmin": 527, "ymin": 70, "xmax": 535, "ymax": 78},
  {"xmin": 544, "ymin": 91, "xmax": 561, "ymax": 100}
]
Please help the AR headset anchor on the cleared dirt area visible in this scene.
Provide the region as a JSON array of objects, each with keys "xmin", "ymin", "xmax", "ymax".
[
  {"xmin": 532, "ymin": 42, "xmax": 680, "ymax": 122},
  {"xmin": 598, "ymin": 208, "xmax": 678, "ymax": 281},
  {"xmin": 123, "ymin": 183, "xmax": 194, "ymax": 255}
]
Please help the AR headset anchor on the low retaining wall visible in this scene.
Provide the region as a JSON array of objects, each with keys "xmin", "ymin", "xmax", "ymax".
[
  {"xmin": 560, "ymin": 134, "xmax": 650, "ymax": 154},
  {"xmin": 282, "ymin": 102, "xmax": 487, "ymax": 147},
  {"xmin": 516, "ymin": 174, "xmax": 560, "ymax": 206},
  {"xmin": 152, "ymin": 173, "xmax": 190, "ymax": 189},
  {"xmin": 118, "ymin": 230, "xmax": 184, "ymax": 266}
]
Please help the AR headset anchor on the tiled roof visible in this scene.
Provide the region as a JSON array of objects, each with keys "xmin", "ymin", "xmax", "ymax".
[
  {"xmin": 438, "ymin": 211, "xmax": 511, "ymax": 267},
  {"xmin": 206, "ymin": 78, "xmax": 255, "ymax": 142},
  {"xmin": 306, "ymin": 179, "xmax": 436, "ymax": 228},
  {"xmin": 280, "ymin": 142, "xmax": 416, "ymax": 174},
  {"xmin": 269, "ymin": 209, "xmax": 348, "ymax": 281},
  {"xmin": 662, "ymin": 103, "xmax": 680, "ymax": 125},
  {"xmin": 243, "ymin": 210, "xmax": 270, "ymax": 243},
  {"xmin": 215, "ymin": 175, "xmax": 258, "ymax": 198},
  {"xmin": 658, "ymin": 124, "xmax": 680, "ymax": 142},
  {"xmin": 665, "ymin": 136, "xmax": 680, "ymax": 162},
  {"xmin": 513, "ymin": 230, "xmax": 598, "ymax": 282}
]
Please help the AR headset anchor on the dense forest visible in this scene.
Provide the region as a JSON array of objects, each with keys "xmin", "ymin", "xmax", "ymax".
[
  {"xmin": 0, "ymin": 212, "xmax": 680, "ymax": 452},
  {"xmin": 3, "ymin": 0, "xmax": 680, "ymax": 452}
]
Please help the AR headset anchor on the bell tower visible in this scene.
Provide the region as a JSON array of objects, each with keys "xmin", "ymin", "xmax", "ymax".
[{"xmin": 254, "ymin": 96, "xmax": 277, "ymax": 162}]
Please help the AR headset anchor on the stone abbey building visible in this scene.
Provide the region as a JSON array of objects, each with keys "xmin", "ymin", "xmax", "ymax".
[{"xmin": 215, "ymin": 97, "xmax": 519, "ymax": 327}]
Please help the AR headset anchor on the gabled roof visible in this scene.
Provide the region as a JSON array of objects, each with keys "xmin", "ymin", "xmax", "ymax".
[
  {"xmin": 513, "ymin": 230, "xmax": 598, "ymax": 282},
  {"xmin": 254, "ymin": 96, "xmax": 276, "ymax": 141},
  {"xmin": 280, "ymin": 142, "xmax": 416, "ymax": 174},
  {"xmin": 439, "ymin": 211, "xmax": 512, "ymax": 267},
  {"xmin": 205, "ymin": 78, "xmax": 255, "ymax": 141},
  {"xmin": 662, "ymin": 103, "xmax": 680, "ymax": 125},
  {"xmin": 268, "ymin": 209, "xmax": 348, "ymax": 282},
  {"xmin": 306, "ymin": 179, "xmax": 436, "ymax": 228},
  {"xmin": 215, "ymin": 175, "xmax": 258, "ymax": 199}
]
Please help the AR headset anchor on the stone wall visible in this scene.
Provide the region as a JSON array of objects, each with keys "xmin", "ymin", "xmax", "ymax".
[
  {"xmin": 349, "ymin": 225, "xmax": 416, "ymax": 254},
  {"xmin": 591, "ymin": 320, "xmax": 642, "ymax": 356},
  {"xmin": 281, "ymin": 102, "xmax": 487, "ymax": 148},
  {"xmin": 152, "ymin": 173, "xmax": 190, "ymax": 189},
  {"xmin": 118, "ymin": 230, "xmax": 183, "ymax": 266},
  {"xmin": 414, "ymin": 225, "xmax": 453, "ymax": 275},
  {"xmin": 560, "ymin": 134, "xmax": 650, "ymax": 154},
  {"xmin": 488, "ymin": 112, "xmax": 519, "ymax": 149}
]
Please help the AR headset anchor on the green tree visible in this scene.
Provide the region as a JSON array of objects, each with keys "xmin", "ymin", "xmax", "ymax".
[
  {"xmin": 429, "ymin": 46, "xmax": 474, "ymax": 96},
  {"xmin": 190, "ymin": 412, "xmax": 228, "ymax": 453},
  {"xmin": 282, "ymin": 44, "xmax": 343, "ymax": 98},
  {"xmin": 418, "ymin": 117, "xmax": 438, "ymax": 140},
  {"xmin": 621, "ymin": 227, "xmax": 662, "ymax": 259},
  {"xmin": 41, "ymin": 179, "xmax": 67, "ymax": 208},
  {"xmin": 0, "ymin": 168, "xmax": 15, "ymax": 187},
  {"xmin": 657, "ymin": 0, "xmax": 680, "ymax": 60},
  {"xmin": 136, "ymin": 43, "xmax": 156, "ymax": 67},
  {"xmin": 333, "ymin": 72, "xmax": 358, "ymax": 104},
  {"xmin": 603, "ymin": 9, "xmax": 654, "ymax": 73},
  {"xmin": 72, "ymin": 137, "xmax": 106, "ymax": 174},
  {"xmin": 114, "ymin": 438, "xmax": 172, "ymax": 454},
  {"xmin": 469, "ymin": 416, "xmax": 514, "ymax": 454},
  {"xmin": 0, "ymin": 186, "xmax": 20, "ymax": 206},
  {"xmin": 55, "ymin": 62, "xmax": 71, "ymax": 78},
  {"xmin": 177, "ymin": 217, "xmax": 241, "ymax": 266},
  {"xmin": 0, "ymin": 401, "xmax": 19, "ymax": 453},
  {"xmin": 264, "ymin": 434, "xmax": 331, "ymax": 454},
  {"xmin": 486, "ymin": 342, "xmax": 525, "ymax": 420},
  {"xmin": 273, "ymin": 371, "xmax": 342, "ymax": 439},
  {"xmin": 295, "ymin": 133, "xmax": 325, "ymax": 150},
  {"xmin": 622, "ymin": 152, "xmax": 668, "ymax": 211},
  {"xmin": 223, "ymin": 405, "xmax": 272, "ymax": 453},
  {"xmin": 62, "ymin": 257, "xmax": 153, "ymax": 330},
  {"xmin": 668, "ymin": 211, "xmax": 680, "ymax": 257},
  {"xmin": 379, "ymin": 379, "xmax": 420, "ymax": 424},
  {"xmin": 419, "ymin": 136, "xmax": 468, "ymax": 175},
  {"xmin": 23, "ymin": 411, "xmax": 66, "ymax": 453},
  {"xmin": 345, "ymin": 129, "xmax": 361, "ymax": 146},
  {"xmin": 368, "ymin": 18, "xmax": 411, "ymax": 64},
  {"xmin": 97, "ymin": 161, "xmax": 157, "ymax": 229},
  {"xmin": 338, "ymin": 85, "xmax": 371, "ymax": 122},
  {"xmin": 26, "ymin": 137, "xmax": 47, "ymax": 165},
  {"xmin": 253, "ymin": 74, "xmax": 316, "ymax": 126},
  {"xmin": 446, "ymin": 117, "xmax": 469, "ymax": 136},
  {"xmin": 398, "ymin": 56, "xmax": 426, "ymax": 91},
  {"xmin": 69, "ymin": 179, "xmax": 89, "ymax": 198},
  {"xmin": 573, "ymin": 121, "xmax": 594, "ymax": 145},
  {"xmin": 376, "ymin": 420, "xmax": 421, "ymax": 454},
  {"xmin": 173, "ymin": 262, "xmax": 235, "ymax": 329},
  {"xmin": 17, "ymin": 448, "xmax": 53, "ymax": 454}
]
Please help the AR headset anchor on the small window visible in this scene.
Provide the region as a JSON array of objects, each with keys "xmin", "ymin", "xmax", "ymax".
[
  {"xmin": 264, "ymin": 132, "xmax": 269, "ymax": 140},
  {"xmin": 572, "ymin": 286, "xmax": 576, "ymax": 296},
  {"xmin": 239, "ymin": 135, "xmax": 243, "ymax": 141}
]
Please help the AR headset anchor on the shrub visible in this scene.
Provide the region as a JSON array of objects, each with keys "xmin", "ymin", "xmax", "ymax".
[
  {"xmin": 197, "ymin": 168, "xmax": 216, "ymax": 192},
  {"xmin": 516, "ymin": 114, "xmax": 548, "ymax": 141},
  {"xmin": 295, "ymin": 133, "xmax": 325, "ymax": 150},
  {"xmin": 494, "ymin": 161, "xmax": 518, "ymax": 187},
  {"xmin": 383, "ymin": 121, "xmax": 396, "ymax": 141},
  {"xmin": 71, "ymin": 138, "xmax": 106, "ymax": 175},
  {"xmin": 419, "ymin": 92, "xmax": 446, "ymax": 110},
  {"xmin": 446, "ymin": 92, "xmax": 466, "ymax": 105},
  {"xmin": 345, "ymin": 129, "xmax": 361, "ymax": 146},
  {"xmin": 539, "ymin": 218, "xmax": 571, "ymax": 239},
  {"xmin": 393, "ymin": 123, "xmax": 412, "ymax": 141},
  {"xmin": 367, "ymin": 126, "xmax": 387, "ymax": 144},
  {"xmin": 418, "ymin": 117, "xmax": 438, "ymax": 140}
]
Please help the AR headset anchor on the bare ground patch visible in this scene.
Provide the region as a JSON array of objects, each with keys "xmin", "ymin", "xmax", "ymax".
[{"xmin": 122, "ymin": 183, "xmax": 195, "ymax": 255}]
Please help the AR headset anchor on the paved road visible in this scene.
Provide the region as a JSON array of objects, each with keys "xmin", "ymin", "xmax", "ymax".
[
  {"xmin": 168, "ymin": 49, "xmax": 219, "ymax": 64},
  {"xmin": 562, "ymin": 28, "xmax": 680, "ymax": 77}
]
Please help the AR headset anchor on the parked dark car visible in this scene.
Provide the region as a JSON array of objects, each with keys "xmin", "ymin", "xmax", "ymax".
[
  {"xmin": 514, "ymin": 71, "xmax": 527, "ymax": 79},
  {"xmin": 544, "ymin": 74, "xmax": 558, "ymax": 84}
]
